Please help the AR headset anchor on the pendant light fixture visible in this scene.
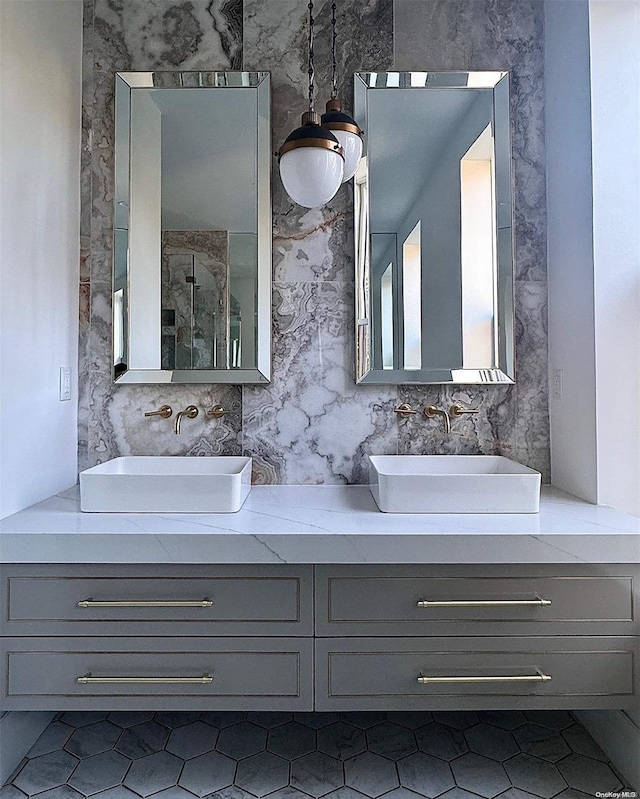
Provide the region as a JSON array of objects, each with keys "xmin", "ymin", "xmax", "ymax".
[
  {"xmin": 321, "ymin": 0, "xmax": 364, "ymax": 182},
  {"xmin": 278, "ymin": 0, "xmax": 344, "ymax": 208}
]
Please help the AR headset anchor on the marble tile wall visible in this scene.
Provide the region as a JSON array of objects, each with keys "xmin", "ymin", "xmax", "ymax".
[{"xmin": 79, "ymin": 0, "xmax": 549, "ymax": 483}]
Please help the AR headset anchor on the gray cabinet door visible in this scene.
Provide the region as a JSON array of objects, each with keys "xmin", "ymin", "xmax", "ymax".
[
  {"xmin": 315, "ymin": 636, "xmax": 638, "ymax": 711},
  {"xmin": 1, "ymin": 637, "xmax": 313, "ymax": 711},
  {"xmin": 1, "ymin": 564, "xmax": 313, "ymax": 636},
  {"xmin": 315, "ymin": 565, "xmax": 638, "ymax": 637}
]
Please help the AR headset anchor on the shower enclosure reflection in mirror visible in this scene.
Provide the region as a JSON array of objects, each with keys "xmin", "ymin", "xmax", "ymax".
[{"xmin": 113, "ymin": 71, "xmax": 271, "ymax": 384}]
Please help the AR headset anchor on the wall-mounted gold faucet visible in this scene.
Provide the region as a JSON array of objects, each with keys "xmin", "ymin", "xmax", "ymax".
[
  {"xmin": 424, "ymin": 405, "xmax": 451, "ymax": 434},
  {"xmin": 144, "ymin": 405, "xmax": 172, "ymax": 419},
  {"xmin": 174, "ymin": 405, "xmax": 198, "ymax": 435}
]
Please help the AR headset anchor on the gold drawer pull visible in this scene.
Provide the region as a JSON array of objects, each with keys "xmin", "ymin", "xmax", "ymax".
[
  {"xmin": 77, "ymin": 674, "xmax": 213, "ymax": 684},
  {"xmin": 418, "ymin": 670, "xmax": 552, "ymax": 685},
  {"xmin": 77, "ymin": 599, "xmax": 213, "ymax": 608},
  {"xmin": 416, "ymin": 597, "xmax": 551, "ymax": 608}
]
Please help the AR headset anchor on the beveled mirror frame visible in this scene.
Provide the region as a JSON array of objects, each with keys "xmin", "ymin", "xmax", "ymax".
[
  {"xmin": 113, "ymin": 71, "xmax": 271, "ymax": 384},
  {"xmin": 354, "ymin": 71, "xmax": 515, "ymax": 385}
]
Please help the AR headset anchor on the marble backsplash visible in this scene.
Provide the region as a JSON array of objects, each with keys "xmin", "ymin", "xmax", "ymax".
[{"xmin": 78, "ymin": 0, "xmax": 549, "ymax": 484}]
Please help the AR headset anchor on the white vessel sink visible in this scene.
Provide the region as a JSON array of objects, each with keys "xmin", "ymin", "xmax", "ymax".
[
  {"xmin": 80, "ymin": 456, "xmax": 252, "ymax": 513},
  {"xmin": 369, "ymin": 455, "xmax": 541, "ymax": 514}
]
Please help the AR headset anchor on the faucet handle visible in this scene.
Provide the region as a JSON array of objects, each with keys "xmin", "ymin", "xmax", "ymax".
[
  {"xmin": 394, "ymin": 403, "xmax": 417, "ymax": 419},
  {"xmin": 206, "ymin": 404, "xmax": 229, "ymax": 420},
  {"xmin": 144, "ymin": 405, "xmax": 172, "ymax": 419},
  {"xmin": 450, "ymin": 403, "xmax": 479, "ymax": 417}
]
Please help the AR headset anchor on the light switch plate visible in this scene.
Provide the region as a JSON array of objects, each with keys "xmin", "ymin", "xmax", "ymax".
[{"xmin": 59, "ymin": 367, "xmax": 72, "ymax": 401}]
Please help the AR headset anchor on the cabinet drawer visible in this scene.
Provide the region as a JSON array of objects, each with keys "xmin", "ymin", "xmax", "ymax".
[
  {"xmin": 1, "ymin": 637, "xmax": 313, "ymax": 711},
  {"xmin": 316, "ymin": 565, "xmax": 637, "ymax": 636},
  {"xmin": 315, "ymin": 636, "xmax": 637, "ymax": 711},
  {"xmin": 1, "ymin": 565, "xmax": 312, "ymax": 636}
]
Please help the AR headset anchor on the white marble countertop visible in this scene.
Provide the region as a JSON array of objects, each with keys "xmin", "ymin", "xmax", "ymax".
[{"xmin": 0, "ymin": 485, "xmax": 638, "ymax": 564}]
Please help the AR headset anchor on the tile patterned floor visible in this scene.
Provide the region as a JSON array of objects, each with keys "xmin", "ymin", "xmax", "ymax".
[{"xmin": 2, "ymin": 711, "xmax": 635, "ymax": 799}]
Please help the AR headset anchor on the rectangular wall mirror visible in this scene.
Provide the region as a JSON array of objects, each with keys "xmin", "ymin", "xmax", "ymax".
[
  {"xmin": 113, "ymin": 71, "xmax": 271, "ymax": 384},
  {"xmin": 354, "ymin": 71, "xmax": 514, "ymax": 384}
]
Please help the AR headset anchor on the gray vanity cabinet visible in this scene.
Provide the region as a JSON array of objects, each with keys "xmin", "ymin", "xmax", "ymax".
[
  {"xmin": 0, "ymin": 565, "xmax": 314, "ymax": 711},
  {"xmin": 314, "ymin": 565, "xmax": 639, "ymax": 712},
  {"xmin": 1, "ymin": 563, "xmax": 638, "ymax": 712}
]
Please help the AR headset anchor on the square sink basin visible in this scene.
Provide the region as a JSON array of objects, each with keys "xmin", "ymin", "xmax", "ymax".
[
  {"xmin": 369, "ymin": 455, "xmax": 541, "ymax": 514},
  {"xmin": 80, "ymin": 456, "xmax": 252, "ymax": 513}
]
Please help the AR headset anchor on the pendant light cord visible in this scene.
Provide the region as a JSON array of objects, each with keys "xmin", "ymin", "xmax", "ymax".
[
  {"xmin": 331, "ymin": 0, "xmax": 338, "ymax": 99},
  {"xmin": 308, "ymin": 1, "xmax": 315, "ymax": 111}
]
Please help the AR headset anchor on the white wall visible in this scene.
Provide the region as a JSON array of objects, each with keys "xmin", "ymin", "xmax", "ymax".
[
  {"xmin": 590, "ymin": 0, "xmax": 640, "ymax": 519},
  {"xmin": 0, "ymin": 0, "xmax": 83, "ymax": 519},
  {"xmin": 545, "ymin": 0, "xmax": 598, "ymax": 504}
]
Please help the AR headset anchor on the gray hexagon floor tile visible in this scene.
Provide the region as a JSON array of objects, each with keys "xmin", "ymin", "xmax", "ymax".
[
  {"xmin": 268, "ymin": 721, "xmax": 316, "ymax": 761},
  {"xmin": 203, "ymin": 788, "xmax": 254, "ymax": 799},
  {"xmin": 523, "ymin": 711, "xmax": 574, "ymax": 731},
  {"xmin": 116, "ymin": 721, "xmax": 169, "ymax": 759},
  {"xmin": 344, "ymin": 752, "xmax": 399, "ymax": 797},
  {"xmin": 513, "ymin": 723, "xmax": 571, "ymax": 763},
  {"xmin": 557, "ymin": 753, "xmax": 623, "ymax": 793},
  {"xmin": 27, "ymin": 723, "xmax": 74, "ymax": 759},
  {"xmin": 397, "ymin": 752, "xmax": 455, "ymax": 798},
  {"xmin": 561, "ymin": 724, "xmax": 607, "ymax": 761},
  {"xmin": 234, "ymin": 751, "xmax": 289, "ymax": 796},
  {"xmin": 366, "ymin": 723, "xmax": 417, "ymax": 760},
  {"xmin": 59, "ymin": 712, "xmax": 108, "ymax": 729},
  {"xmin": 451, "ymin": 753, "xmax": 511, "ymax": 799},
  {"xmin": 477, "ymin": 711, "xmax": 527, "ymax": 731},
  {"xmin": 24, "ymin": 787, "xmax": 82, "ymax": 799},
  {"xmin": 294, "ymin": 713, "xmax": 340, "ymax": 729},
  {"xmin": 317, "ymin": 722, "xmax": 366, "ymax": 761},
  {"xmin": 465, "ymin": 724, "xmax": 519, "ymax": 762},
  {"xmin": 90, "ymin": 788, "xmax": 140, "ymax": 798},
  {"xmin": 385, "ymin": 713, "xmax": 432, "ymax": 730},
  {"xmin": 178, "ymin": 751, "xmax": 236, "ymax": 797},
  {"xmin": 432, "ymin": 712, "xmax": 480, "ymax": 731},
  {"xmin": 216, "ymin": 722, "xmax": 266, "ymax": 760},
  {"xmin": 145, "ymin": 789, "xmax": 198, "ymax": 799},
  {"xmin": 14, "ymin": 751, "xmax": 79, "ymax": 795},
  {"xmin": 65, "ymin": 721, "xmax": 121, "ymax": 759},
  {"xmin": 123, "ymin": 751, "xmax": 182, "ymax": 797},
  {"xmin": 415, "ymin": 723, "xmax": 468, "ymax": 761},
  {"xmin": 246, "ymin": 712, "xmax": 293, "ymax": 729},
  {"xmin": 339, "ymin": 713, "xmax": 386, "ymax": 730},
  {"xmin": 504, "ymin": 753, "xmax": 568, "ymax": 798},
  {"xmin": 107, "ymin": 713, "xmax": 154, "ymax": 729},
  {"xmin": 68, "ymin": 751, "xmax": 130, "ymax": 796},
  {"xmin": 0, "ymin": 788, "xmax": 25, "ymax": 799},
  {"xmin": 166, "ymin": 721, "xmax": 218, "ymax": 759},
  {"xmin": 290, "ymin": 751, "xmax": 344, "ymax": 797},
  {"xmin": 5, "ymin": 711, "xmax": 631, "ymax": 799},
  {"xmin": 200, "ymin": 712, "xmax": 246, "ymax": 729},
  {"xmin": 154, "ymin": 713, "xmax": 200, "ymax": 729},
  {"xmin": 264, "ymin": 789, "xmax": 313, "ymax": 799}
]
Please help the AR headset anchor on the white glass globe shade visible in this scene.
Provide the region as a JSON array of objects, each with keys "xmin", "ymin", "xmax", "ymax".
[
  {"xmin": 332, "ymin": 129, "xmax": 363, "ymax": 182},
  {"xmin": 279, "ymin": 146, "xmax": 344, "ymax": 208}
]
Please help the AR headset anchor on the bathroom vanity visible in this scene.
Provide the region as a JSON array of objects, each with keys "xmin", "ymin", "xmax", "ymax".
[{"xmin": 1, "ymin": 486, "xmax": 638, "ymax": 713}]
